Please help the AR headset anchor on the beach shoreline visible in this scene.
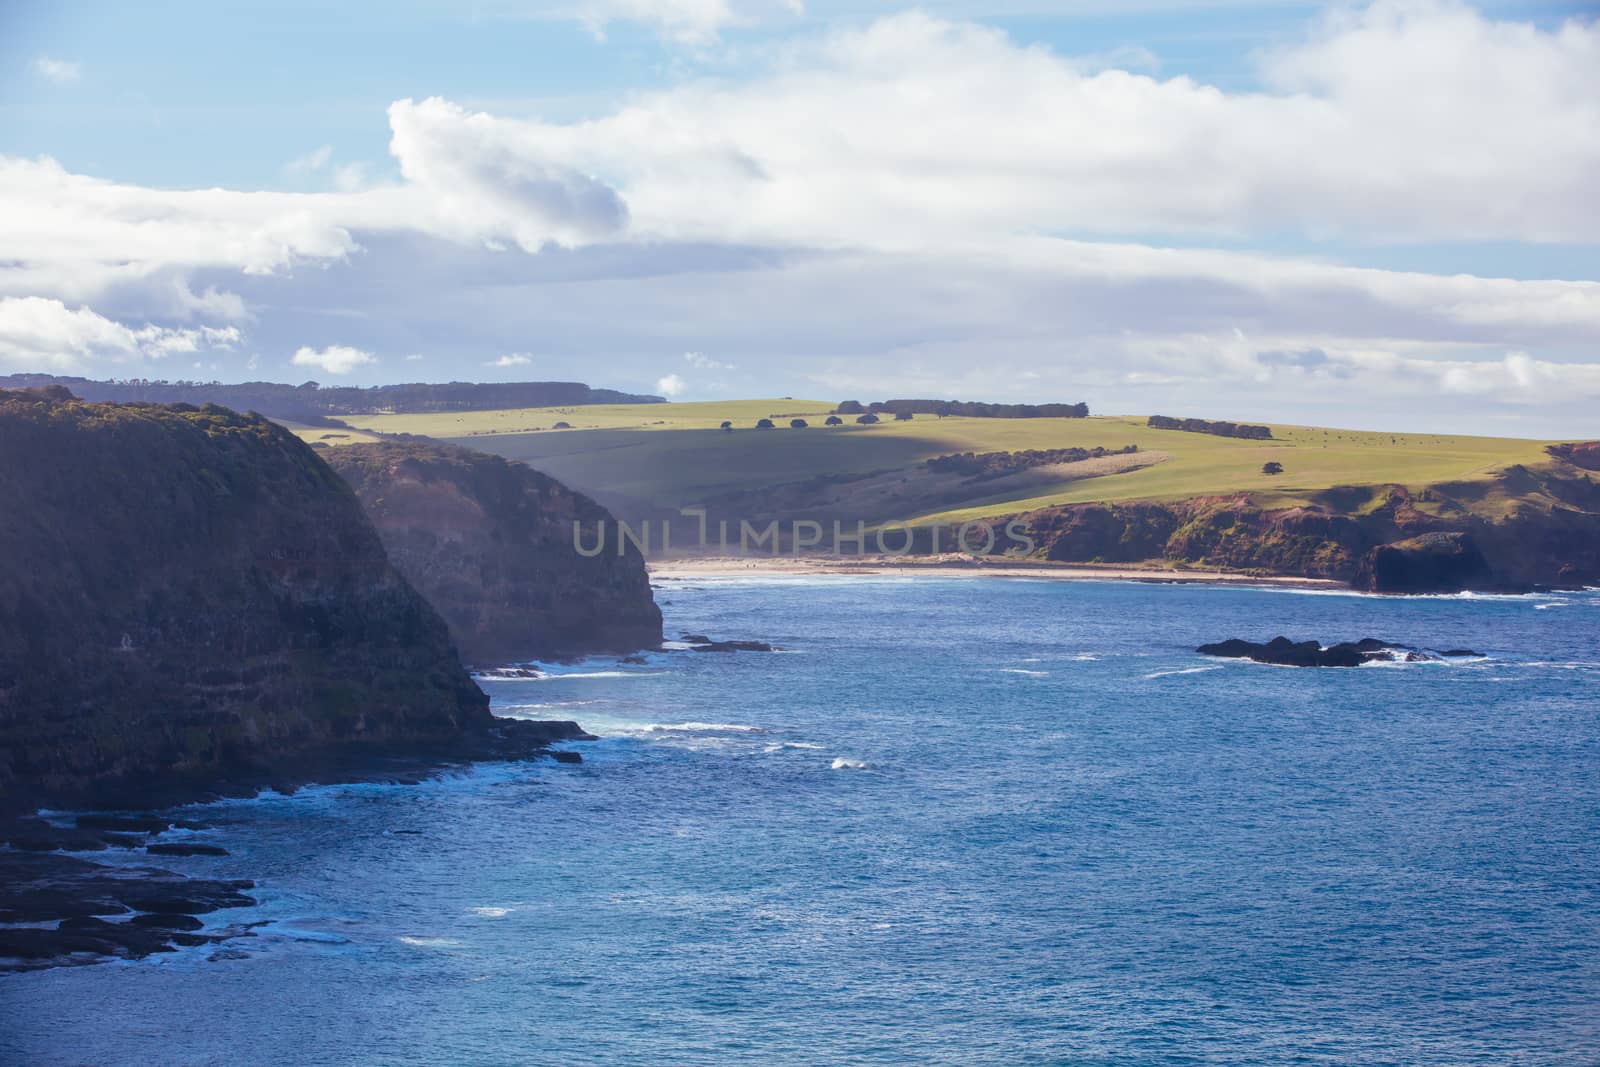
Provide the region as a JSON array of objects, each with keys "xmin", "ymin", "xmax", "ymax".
[{"xmin": 648, "ymin": 554, "xmax": 1344, "ymax": 589}]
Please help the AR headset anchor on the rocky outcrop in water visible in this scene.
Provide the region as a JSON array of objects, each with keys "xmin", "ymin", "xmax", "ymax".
[
  {"xmin": 679, "ymin": 633, "xmax": 776, "ymax": 652},
  {"xmin": 326, "ymin": 440, "xmax": 662, "ymax": 664},
  {"xmin": 0, "ymin": 388, "xmax": 499, "ymax": 814},
  {"xmin": 1197, "ymin": 636, "xmax": 1483, "ymax": 667},
  {"xmin": 0, "ymin": 840, "xmax": 262, "ymax": 972}
]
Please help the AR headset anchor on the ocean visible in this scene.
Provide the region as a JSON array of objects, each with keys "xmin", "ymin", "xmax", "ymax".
[{"xmin": 3, "ymin": 577, "xmax": 1598, "ymax": 1064}]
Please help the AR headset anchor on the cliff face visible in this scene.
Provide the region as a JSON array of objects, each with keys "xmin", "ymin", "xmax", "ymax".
[
  {"xmin": 0, "ymin": 389, "xmax": 492, "ymax": 813},
  {"xmin": 972, "ymin": 460, "xmax": 1600, "ymax": 593},
  {"xmin": 325, "ymin": 440, "xmax": 662, "ymax": 665},
  {"xmin": 1351, "ymin": 532, "xmax": 1493, "ymax": 594}
]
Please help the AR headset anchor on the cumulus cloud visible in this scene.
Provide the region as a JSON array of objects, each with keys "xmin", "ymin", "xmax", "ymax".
[
  {"xmin": 33, "ymin": 57, "xmax": 80, "ymax": 84},
  {"xmin": 450, "ymin": 1, "xmax": 1592, "ymax": 246},
  {"xmin": 290, "ymin": 344, "xmax": 376, "ymax": 375},
  {"xmin": 656, "ymin": 372, "xmax": 686, "ymax": 395},
  {"xmin": 387, "ymin": 97, "xmax": 629, "ymax": 251},
  {"xmin": 0, "ymin": 156, "xmax": 364, "ymax": 306},
  {"xmin": 488, "ymin": 353, "xmax": 533, "ymax": 367},
  {"xmin": 0, "ymin": 297, "xmax": 239, "ymax": 371},
  {"xmin": 5, "ymin": 0, "xmax": 1590, "ymax": 312},
  {"xmin": 2, "ymin": 2, "xmax": 1594, "ymax": 310}
]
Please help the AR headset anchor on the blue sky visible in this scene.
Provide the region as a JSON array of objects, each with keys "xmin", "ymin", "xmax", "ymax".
[{"xmin": 2, "ymin": 0, "xmax": 1598, "ymax": 433}]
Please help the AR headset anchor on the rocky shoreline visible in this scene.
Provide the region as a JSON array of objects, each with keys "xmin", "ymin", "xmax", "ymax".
[
  {"xmin": 0, "ymin": 718, "xmax": 595, "ymax": 974},
  {"xmin": 0, "ymin": 818, "xmax": 262, "ymax": 973}
]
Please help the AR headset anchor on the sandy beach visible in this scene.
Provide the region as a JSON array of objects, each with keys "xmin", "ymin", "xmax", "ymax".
[{"xmin": 649, "ymin": 553, "xmax": 1345, "ymax": 589}]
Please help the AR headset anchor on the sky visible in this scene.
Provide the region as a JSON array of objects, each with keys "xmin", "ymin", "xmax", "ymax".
[{"xmin": 1, "ymin": 0, "xmax": 1598, "ymax": 435}]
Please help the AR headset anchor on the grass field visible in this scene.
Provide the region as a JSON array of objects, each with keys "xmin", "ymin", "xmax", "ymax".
[{"xmin": 308, "ymin": 400, "xmax": 1560, "ymax": 525}]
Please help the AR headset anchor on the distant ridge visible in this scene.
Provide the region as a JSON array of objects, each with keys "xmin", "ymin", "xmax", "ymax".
[{"xmin": 0, "ymin": 374, "xmax": 665, "ymax": 422}]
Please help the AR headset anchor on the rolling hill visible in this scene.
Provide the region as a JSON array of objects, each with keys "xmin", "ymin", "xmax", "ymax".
[
  {"xmin": 314, "ymin": 399, "xmax": 1552, "ymax": 519},
  {"xmin": 293, "ymin": 398, "xmax": 1599, "ymax": 591}
]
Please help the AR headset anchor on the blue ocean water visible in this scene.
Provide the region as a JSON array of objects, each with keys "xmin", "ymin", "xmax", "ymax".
[{"xmin": 3, "ymin": 577, "xmax": 1599, "ymax": 1065}]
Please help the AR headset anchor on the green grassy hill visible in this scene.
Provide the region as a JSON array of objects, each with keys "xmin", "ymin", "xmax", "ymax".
[{"xmin": 316, "ymin": 400, "xmax": 1559, "ymax": 527}]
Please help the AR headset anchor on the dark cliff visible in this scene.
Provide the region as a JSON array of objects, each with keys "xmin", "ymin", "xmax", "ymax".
[
  {"xmin": 957, "ymin": 459, "xmax": 1600, "ymax": 593},
  {"xmin": 0, "ymin": 389, "xmax": 493, "ymax": 813},
  {"xmin": 325, "ymin": 440, "xmax": 663, "ymax": 665}
]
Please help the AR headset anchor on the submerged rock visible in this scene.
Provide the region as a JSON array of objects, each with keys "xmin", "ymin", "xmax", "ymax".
[
  {"xmin": 475, "ymin": 666, "xmax": 544, "ymax": 680},
  {"xmin": 75, "ymin": 815, "xmax": 173, "ymax": 834},
  {"xmin": 679, "ymin": 632, "xmax": 777, "ymax": 653},
  {"xmin": 146, "ymin": 842, "xmax": 230, "ymax": 858}
]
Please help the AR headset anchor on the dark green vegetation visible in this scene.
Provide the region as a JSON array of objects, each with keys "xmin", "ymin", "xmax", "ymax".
[
  {"xmin": 1148, "ymin": 415, "xmax": 1273, "ymax": 440},
  {"xmin": 326, "ymin": 440, "xmax": 662, "ymax": 665},
  {"xmin": 0, "ymin": 374, "xmax": 662, "ymax": 423},
  {"xmin": 926, "ymin": 445, "xmax": 1140, "ymax": 479},
  {"xmin": 839, "ymin": 399, "xmax": 1090, "ymax": 418},
  {"xmin": 0, "ymin": 388, "xmax": 498, "ymax": 813}
]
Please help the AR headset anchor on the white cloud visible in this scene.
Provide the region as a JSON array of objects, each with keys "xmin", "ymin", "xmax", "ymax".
[
  {"xmin": 488, "ymin": 353, "xmax": 533, "ymax": 367},
  {"xmin": 2, "ymin": 2, "xmax": 1593, "ymax": 314},
  {"xmin": 388, "ymin": 2, "xmax": 1598, "ymax": 246},
  {"xmin": 656, "ymin": 372, "xmax": 686, "ymax": 395},
  {"xmin": 404, "ymin": 353, "xmax": 426, "ymax": 362},
  {"xmin": 0, "ymin": 2, "xmax": 1597, "ymax": 434},
  {"xmin": 0, "ymin": 156, "xmax": 365, "ymax": 306},
  {"xmin": 33, "ymin": 56, "xmax": 80, "ymax": 85},
  {"xmin": 571, "ymin": 0, "xmax": 802, "ymax": 46},
  {"xmin": 332, "ymin": 162, "xmax": 370, "ymax": 191},
  {"xmin": 284, "ymin": 145, "xmax": 333, "ymax": 176},
  {"xmin": 0, "ymin": 296, "xmax": 240, "ymax": 371},
  {"xmin": 684, "ymin": 350, "xmax": 733, "ymax": 369},
  {"xmin": 290, "ymin": 344, "xmax": 377, "ymax": 375},
  {"xmin": 386, "ymin": 97, "xmax": 630, "ymax": 250}
]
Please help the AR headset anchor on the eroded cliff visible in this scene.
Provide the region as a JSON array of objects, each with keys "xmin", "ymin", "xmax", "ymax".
[
  {"xmin": 326, "ymin": 440, "xmax": 662, "ymax": 664},
  {"xmin": 964, "ymin": 457, "xmax": 1600, "ymax": 593},
  {"xmin": 0, "ymin": 389, "xmax": 496, "ymax": 813}
]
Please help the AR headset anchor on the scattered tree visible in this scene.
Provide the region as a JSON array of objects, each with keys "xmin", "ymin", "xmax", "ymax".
[
  {"xmin": 1149, "ymin": 415, "xmax": 1273, "ymax": 440},
  {"xmin": 790, "ymin": 418, "xmax": 808, "ymax": 429},
  {"xmin": 553, "ymin": 421, "xmax": 572, "ymax": 429},
  {"xmin": 869, "ymin": 399, "xmax": 1088, "ymax": 419},
  {"xmin": 894, "ymin": 411, "xmax": 913, "ymax": 421},
  {"xmin": 835, "ymin": 400, "xmax": 865, "ymax": 414},
  {"xmin": 825, "ymin": 415, "xmax": 843, "ymax": 426},
  {"xmin": 855, "ymin": 413, "xmax": 880, "ymax": 425},
  {"xmin": 720, "ymin": 420, "xmax": 733, "ymax": 432},
  {"xmin": 756, "ymin": 418, "xmax": 775, "ymax": 429},
  {"xmin": 1262, "ymin": 461, "xmax": 1284, "ymax": 475}
]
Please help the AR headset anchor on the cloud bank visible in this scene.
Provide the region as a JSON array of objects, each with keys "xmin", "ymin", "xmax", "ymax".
[{"xmin": 1, "ymin": 1, "xmax": 1597, "ymax": 432}]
